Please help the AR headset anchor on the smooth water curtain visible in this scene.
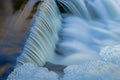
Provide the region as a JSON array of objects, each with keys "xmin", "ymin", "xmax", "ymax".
[{"xmin": 17, "ymin": 0, "xmax": 62, "ymax": 67}]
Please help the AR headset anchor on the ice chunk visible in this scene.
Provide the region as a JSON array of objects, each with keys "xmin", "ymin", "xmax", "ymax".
[
  {"xmin": 99, "ymin": 45, "xmax": 120, "ymax": 64},
  {"xmin": 7, "ymin": 63, "xmax": 58, "ymax": 80}
]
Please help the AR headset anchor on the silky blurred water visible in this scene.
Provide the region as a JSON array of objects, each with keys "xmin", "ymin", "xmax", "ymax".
[
  {"xmin": 55, "ymin": 15, "xmax": 120, "ymax": 65},
  {"xmin": 6, "ymin": 0, "xmax": 120, "ymax": 80},
  {"xmin": 53, "ymin": 0, "xmax": 120, "ymax": 65}
]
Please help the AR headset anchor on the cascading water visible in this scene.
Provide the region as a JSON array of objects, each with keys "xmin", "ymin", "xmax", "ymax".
[
  {"xmin": 52, "ymin": 0, "xmax": 120, "ymax": 66},
  {"xmin": 7, "ymin": 0, "xmax": 120, "ymax": 80},
  {"xmin": 16, "ymin": 0, "xmax": 62, "ymax": 67}
]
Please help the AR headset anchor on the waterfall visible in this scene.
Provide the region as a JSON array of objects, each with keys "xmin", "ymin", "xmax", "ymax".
[
  {"xmin": 57, "ymin": 0, "xmax": 120, "ymax": 20},
  {"xmin": 16, "ymin": 0, "xmax": 62, "ymax": 67},
  {"xmin": 7, "ymin": 0, "xmax": 120, "ymax": 80}
]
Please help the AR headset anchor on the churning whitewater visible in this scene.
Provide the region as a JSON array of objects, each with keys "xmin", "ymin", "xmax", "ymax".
[{"xmin": 7, "ymin": 0, "xmax": 120, "ymax": 80}]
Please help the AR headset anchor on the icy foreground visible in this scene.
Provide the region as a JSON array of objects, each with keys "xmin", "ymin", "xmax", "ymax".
[
  {"xmin": 63, "ymin": 60, "xmax": 120, "ymax": 80},
  {"xmin": 7, "ymin": 63, "xmax": 59, "ymax": 80},
  {"xmin": 7, "ymin": 45, "xmax": 120, "ymax": 80},
  {"xmin": 7, "ymin": 60, "xmax": 120, "ymax": 80}
]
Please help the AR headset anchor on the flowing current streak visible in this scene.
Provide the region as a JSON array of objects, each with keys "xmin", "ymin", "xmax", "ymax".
[
  {"xmin": 57, "ymin": 0, "xmax": 91, "ymax": 20},
  {"xmin": 57, "ymin": 0, "xmax": 120, "ymax": 20},
  {"xmin": 16, "ymin": 0, "xmax": 62, "ymax": 67}
]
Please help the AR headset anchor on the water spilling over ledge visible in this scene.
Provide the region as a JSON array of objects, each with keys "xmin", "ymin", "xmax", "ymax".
[
  {"xmin": 1, "ymin": 0, "xmax": 120, "ymax": 80},
  {"xmin": 16, "ymin": 0, "xmax": 62, "ymax": 67}
]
